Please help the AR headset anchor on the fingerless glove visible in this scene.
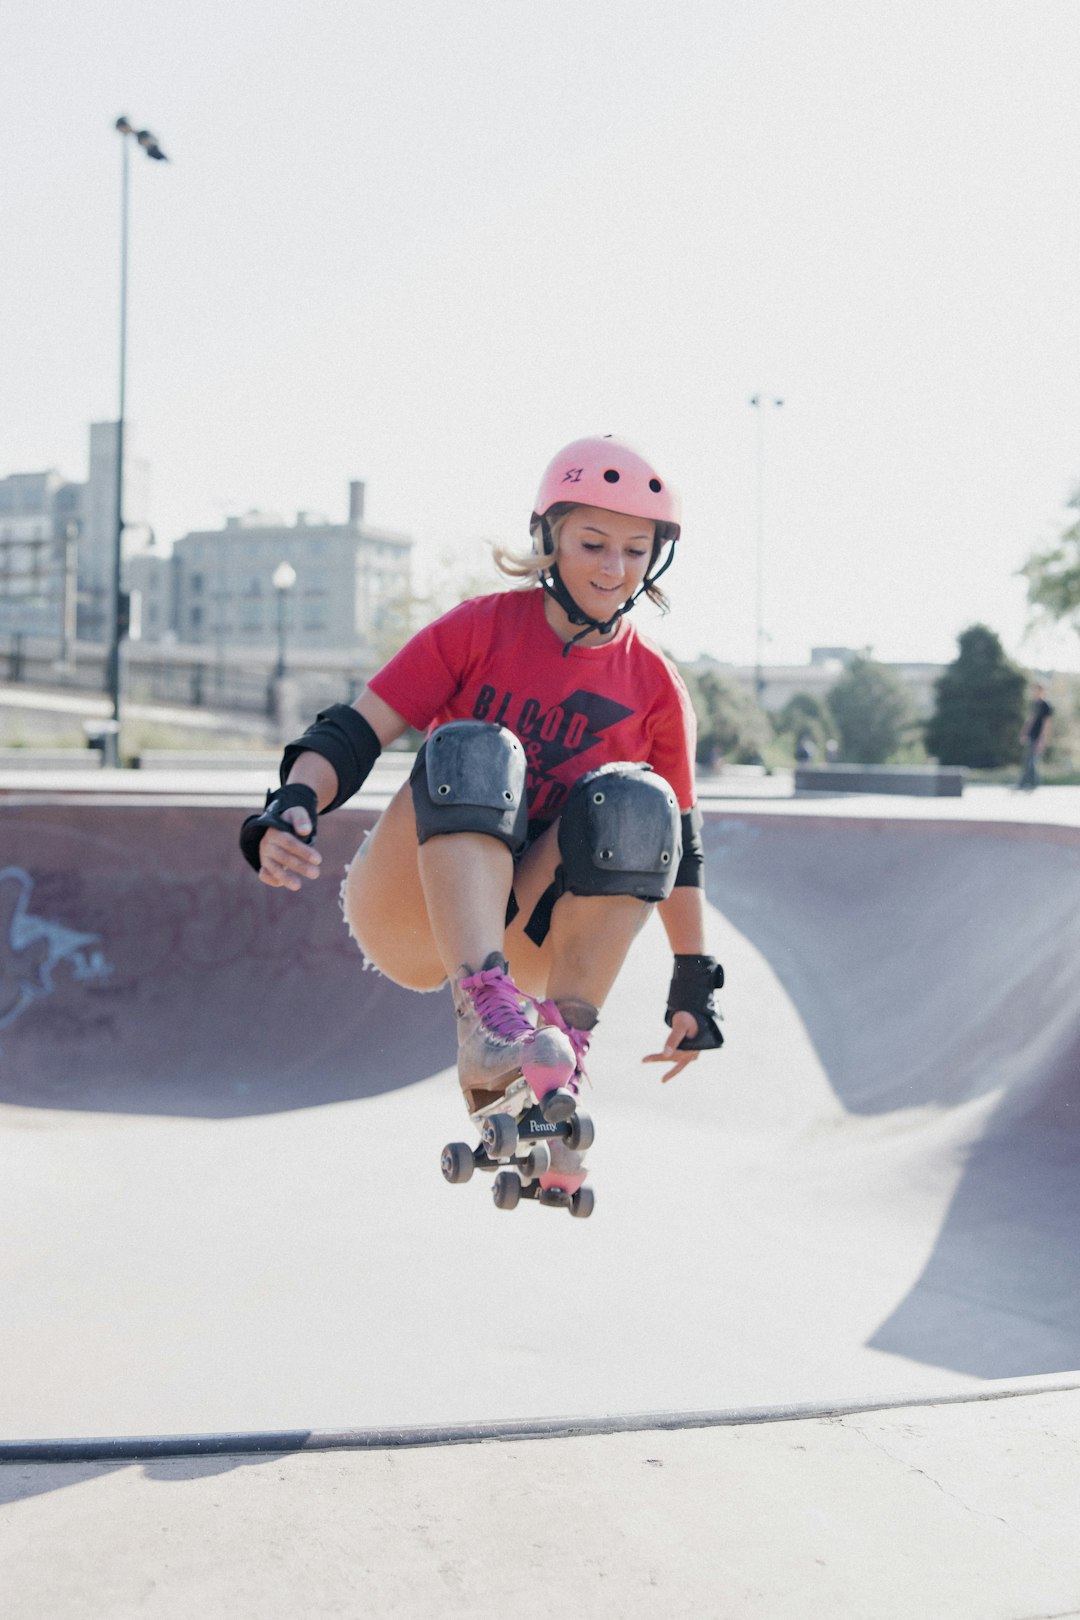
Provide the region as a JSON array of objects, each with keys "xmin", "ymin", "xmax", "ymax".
[
  {"xmin": 239, "ymin": 783, "xmax": 319, "ymax": 873},
  {"xmin": 665, "ymin": 953, "xmax": 725, "ymax": 1050}
]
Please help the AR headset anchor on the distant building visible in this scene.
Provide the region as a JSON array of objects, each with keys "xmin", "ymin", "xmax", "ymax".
[
  {"xmin": 695, "ymin": 648, "xmax": 944, "ymax": 718},
  {"xmin": 0, "ymin": 469, "xmax": 84, "ymax": 643},
  {"xmin": 0, "ymin": 422, "xmax": 150, "ymax": 643},
  {"xmin": 809, "ymin": 646, "xmax": 858, "ymax": 670},
  {"xmin": 77, "ymin": 421, "xmax": 151, "ymax": 642},
  {"xmin": 0, "ymin": 433, "xmax": 407, "ymax": 661},
  {"xmin": 125, "ymin": 550, "xmax": 179, "ymax": 643},
  {"xmin": 171, "ymin": 481, "xmax": 412, "ymax": 658}
]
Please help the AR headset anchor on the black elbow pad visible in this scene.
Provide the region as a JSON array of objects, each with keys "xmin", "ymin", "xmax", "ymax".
[
  {"xmin": 280, "ymin": 704, "xmax": 382, "ymax": 811},
  {"xmin": 673, "ymin": 807, "xmax": 704, "ymax": 888}
]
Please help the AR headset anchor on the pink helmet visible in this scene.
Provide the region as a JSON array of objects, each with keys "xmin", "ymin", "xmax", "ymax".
[{"xmin": 531, "ymin": 435, "xmax": 681, "ymax": 545}]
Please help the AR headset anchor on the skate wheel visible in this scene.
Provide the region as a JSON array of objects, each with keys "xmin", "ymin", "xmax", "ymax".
[
  {"xmin": 441, "ymin": 1142, "xmax": 475, "ymax": 1184},
  {"xmin": 522, "ymin": 1142, "xmax": 551, "ymax": 1180},
  {"xmin": 493, "ymin": 1170, "xmax": 522, "ymax": 1210},
  {"xmin": 481, "ymin": 1113, "xmax": 519, "ymax": 1160},
  {"xmin": 570, "ymin": 1186, "xmax": 595, "ymax": 1219},
  {"xmin": 566, "ymin": 1111, "xmax": 594, "ymax": 1152},
  {"xmin": 541, "ymin": 1087, "xmax": 577, "ymax": 1124}
]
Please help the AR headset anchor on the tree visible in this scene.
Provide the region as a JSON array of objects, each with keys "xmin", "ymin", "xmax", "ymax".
[
  {"xmin": 772, "ymin": 692, "xmax": 835, "ymax": 757},
  {"xmin": 373, "ymin": 543, "xmax": 497, "ymax": 664},
  {"xmin": 828, "ymin": 657, "xmax": 916, "ymax": 764},
  {"xmin": 924, "ymin": 624, "xmax": 1026, "ymax": 768},
  {"xmin": 1021, "ymin": 493, "xmax": 1080, "ymax": 633},
  {"xmin": 680, "ymin": 665, "xmax": 771, "ymax": 765}
]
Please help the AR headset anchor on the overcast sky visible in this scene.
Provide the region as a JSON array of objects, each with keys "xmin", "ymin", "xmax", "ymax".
[{"xmin": 3, "ymin": 0, "xmax": 1079, "ymax": 670}]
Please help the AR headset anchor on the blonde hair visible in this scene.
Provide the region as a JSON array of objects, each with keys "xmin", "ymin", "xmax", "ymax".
[{"xmin": 492, "ymin": 505, "xmax": 671, "ymax": 614}]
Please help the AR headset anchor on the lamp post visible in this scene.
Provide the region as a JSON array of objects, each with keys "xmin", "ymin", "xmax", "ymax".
[
  {"xmin": 749, "ymin": 394, "xmax": 784, "ymax": 704},
  {"xmin": 108, "ymin": 116, "xmax": 168, "ymax": 766},
  {"xmin": 273, "ymin": 561, "xmax": 297, "ymax": 679},
  {"xmin": 58, "ymin": 520, "xmax": 79, "ymax": 670}
]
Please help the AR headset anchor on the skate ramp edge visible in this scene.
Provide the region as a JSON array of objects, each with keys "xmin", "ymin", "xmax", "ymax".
[
  {"xmin": 3, "ymin": 1372, "xmax": 1079, "ymax": 1463},
  {"xmin": 700, "ymin": 807, "xmax": 1080, "ymax": 1381}
]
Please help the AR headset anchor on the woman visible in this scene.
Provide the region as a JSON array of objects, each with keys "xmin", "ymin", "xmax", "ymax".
[{"xmin": 241, "ymin": 436, "xmax": 724, "ymax": 1205}]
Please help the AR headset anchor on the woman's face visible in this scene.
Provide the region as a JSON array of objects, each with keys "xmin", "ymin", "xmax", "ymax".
[{"xmin": 554, "ymin": 505, "xmax": 656, "ymax": 618}]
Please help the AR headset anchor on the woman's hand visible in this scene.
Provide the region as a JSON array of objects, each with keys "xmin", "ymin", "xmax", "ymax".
[
  {"xmin": 643, "ymin": 1010, "xmax": 701, "ymax": 1083},
  {"xmin": 257, "ymin": 805, "xmax": 322, "ymax": 892}
]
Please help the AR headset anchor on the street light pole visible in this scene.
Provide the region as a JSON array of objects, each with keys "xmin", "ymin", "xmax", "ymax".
[
  {"xmin": 59, "ymin": 520, "xmax": 79, "ymax": 669},
  {"xmin": 106, "ymin": 129, "xmax": 130, "ymax": 765},
  {"xmin": 108, "ymin": 116, "xmax": 167, "ymax": 766},
  {"xmin": 273, "ymin": 562, "xmax": 297, "ymax": 680},
  {"xmin": 749, "ymin": 394, "xmax": 784, "ymax": 704}
]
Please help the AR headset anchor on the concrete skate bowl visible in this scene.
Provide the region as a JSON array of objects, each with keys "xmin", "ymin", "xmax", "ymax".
[
  {"xmin": 701, "ymin": 812, "xmax": 1080, "ymax": 1382},
  {"xmin": 3, "ymin": 796, "xmax": 1080, "ymax": 1424},
  {"xmin": 0, "ymin": 800, "xmax": 451, "ymax": 1117}
]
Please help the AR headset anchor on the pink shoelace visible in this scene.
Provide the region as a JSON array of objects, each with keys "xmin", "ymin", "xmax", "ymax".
[
  {"xmin": 460, "ymin": 964, "xmax": 535, "ymax": 1044},
  {"xmin": 565, "ymin": 1027, "xmax": 590, "ymax": 1093}
]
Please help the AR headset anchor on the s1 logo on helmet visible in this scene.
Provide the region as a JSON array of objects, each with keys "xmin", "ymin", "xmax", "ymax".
[{"xmin": 562, "ymin": 467, "xmax": 585, "ymax": 483}]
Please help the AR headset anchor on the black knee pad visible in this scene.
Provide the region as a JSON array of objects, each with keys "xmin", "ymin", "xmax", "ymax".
[
  {"xmin": 557, "ymin": 762, "xmax": 681, "ymax": 903},
  {"xmin": 410, "ymin": 720, "xmax": 528, "ymax": 854}
]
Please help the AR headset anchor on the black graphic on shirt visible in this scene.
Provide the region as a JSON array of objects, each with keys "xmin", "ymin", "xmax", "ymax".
[{"xmin": 472, "ymin": 685, "xmax": 633, "ymax": 821}]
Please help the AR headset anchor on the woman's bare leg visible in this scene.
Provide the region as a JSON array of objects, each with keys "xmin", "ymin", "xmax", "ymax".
[
  {"xmin": 340, "ymin": 785, "xmax": 445, "ymax": 990},
  {"xmin": 344, "ymin": 783, "xmax": 518, "ymax": 985},
  {"xmin": 346, "ymin": 791, "xmax": 650, "ymax": 1010},
  {"xmin": 501, "ymin": 826, "xmax": 650, "ymax": 1194},
  {"xmin": 416, "ymin": 832, "xmax": 514, "ymax": 977},
  {"xmin": 417, "ymin": 829, "xmax": 578, "ymax": 1110},
  {"xmin": 505, "ymin": 824, "xmax": 650, "ymax": 1007},
  {"xmin": 343, "ymin": 785, "xmax": 573, "ymax": 1107}
]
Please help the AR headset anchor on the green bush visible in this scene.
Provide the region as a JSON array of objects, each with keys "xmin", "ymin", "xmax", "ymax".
[
  {"xmin": 829, "ymin": 658, "xmax": 917, "ymax": 764},
  {"xmin": 679, "ymin": 664, "xmax": 772, "ymax": 765},
  {"xmin": 925, "ymin": 625, "xmax": 1026, "ymax": 768}
]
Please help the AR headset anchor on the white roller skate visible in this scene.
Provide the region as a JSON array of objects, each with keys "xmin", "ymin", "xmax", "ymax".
[{"xmin": 440, "ymin": 963, "xmax": 597, "ymax": 1219}]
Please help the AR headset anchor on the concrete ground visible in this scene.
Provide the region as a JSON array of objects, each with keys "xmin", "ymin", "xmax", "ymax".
[
  {"xmin": 2, "ymin": 775, "xmax": 1080, "ymax": 1616},
  {"xmin": 3, "ymin": 1385, "xmax": 1079, "ymax": 1619}
]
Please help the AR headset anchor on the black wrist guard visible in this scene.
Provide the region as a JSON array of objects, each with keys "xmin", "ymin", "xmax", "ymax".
[
  {"xmin": 665, "ymin": 953, "xmax": 725, "ymax": 1050},
  {"xmin": 239, "ymin": 783, "xmax": 319, "ymax": 873},
  {"xmin": 280, "ymin": 703, "xmax": 382, "ymax": 812}
]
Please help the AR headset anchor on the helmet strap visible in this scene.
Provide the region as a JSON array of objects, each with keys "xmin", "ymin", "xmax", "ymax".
[{"xmin": 537, "ymin": 525, "xmax": 678, "ymax": 657}]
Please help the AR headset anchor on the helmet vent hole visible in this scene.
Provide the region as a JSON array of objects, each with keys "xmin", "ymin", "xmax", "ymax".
[
  {"xmin": 649, "ymin": 478, "xmax": 662, "ymax": 493},
  {"xmin": 603, "ymin": 469, "xmax": 620, "ymax": 483}
]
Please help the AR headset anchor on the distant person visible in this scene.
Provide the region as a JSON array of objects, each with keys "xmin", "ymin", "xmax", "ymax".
[
  {"xmin": 1018, "ymin": 683, "xmax": 1054, "ymax": 791},
  {"xmin": 238, "ymin": 436, "xmax": 724, "ymax": 1214},
  {"xmin": 795, "ymin": 733, "xmax": 817, "ymax": 765},
  {"xmin": 825, "ymin": 738, "xmax": 839, "ymax": 766}
]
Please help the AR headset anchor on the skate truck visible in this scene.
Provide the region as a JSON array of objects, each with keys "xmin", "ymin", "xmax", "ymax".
[{"xmin": 440, "ymin": 1072, "xmax": 595, "ymax": 1218}]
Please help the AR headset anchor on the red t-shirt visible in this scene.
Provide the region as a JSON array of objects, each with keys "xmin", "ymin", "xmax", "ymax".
[{"xmin": 369, "ymin": 588, "xmax": 697, "ymax": 827}]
